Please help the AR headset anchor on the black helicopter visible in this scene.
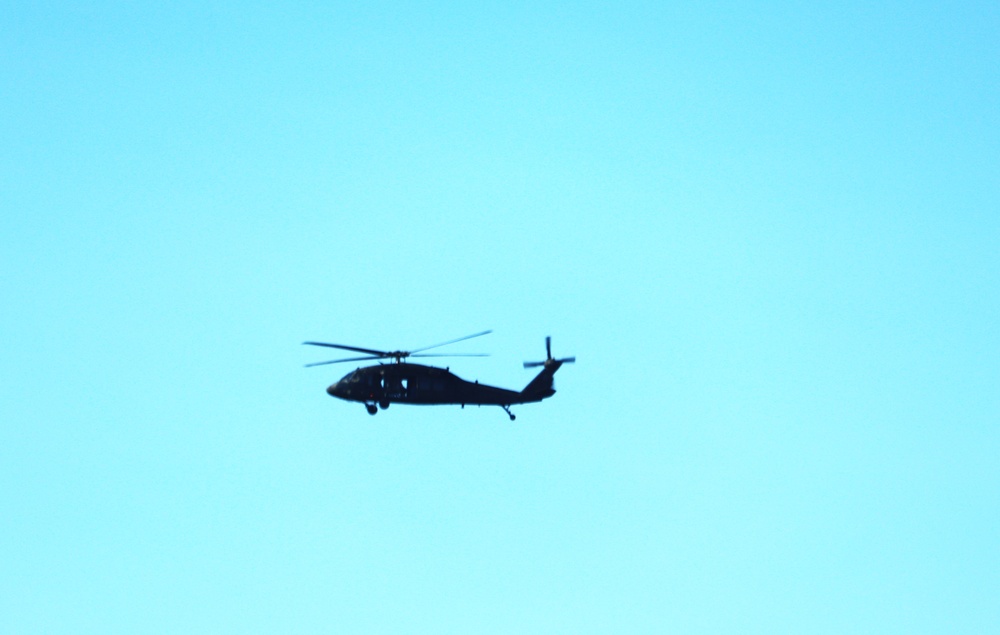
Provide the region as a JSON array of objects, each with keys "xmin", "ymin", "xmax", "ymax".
[{"xmin": 303, "ymin": 331, "xmax": 574, "ymax": 420}]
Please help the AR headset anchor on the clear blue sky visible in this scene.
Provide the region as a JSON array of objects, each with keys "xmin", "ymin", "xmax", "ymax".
[{"xmin": 3, "ymin": 1, "xmax": 998, "ymax": 632}]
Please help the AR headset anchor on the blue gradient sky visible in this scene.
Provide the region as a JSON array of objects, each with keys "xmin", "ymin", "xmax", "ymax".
[{"xmin": 3, "ymin": 2, "xmax": 998, "ymax": 632}]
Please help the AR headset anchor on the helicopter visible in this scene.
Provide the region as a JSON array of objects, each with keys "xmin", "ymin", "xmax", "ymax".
[{"xmin": 303, "ymin": 331, "xmax": 574, "ymax": 420}]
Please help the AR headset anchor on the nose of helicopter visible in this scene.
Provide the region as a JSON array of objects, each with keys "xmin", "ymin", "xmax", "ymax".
[{"xmin": 327, "ymin": 381, "xmax": 341, "ymax": 397}]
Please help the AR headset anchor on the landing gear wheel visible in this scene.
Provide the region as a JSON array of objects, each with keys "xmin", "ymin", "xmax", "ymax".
[
  {"xmin": 501, "ymin": 405, "xmax": 515, "ymax": 421},
  {"xmin": 366, "ymin": 404, "xmax": 378, "ymax": 415},
  {"xmin": 378, "ymin": 399, "xmax": 390, "ymax": 410}
]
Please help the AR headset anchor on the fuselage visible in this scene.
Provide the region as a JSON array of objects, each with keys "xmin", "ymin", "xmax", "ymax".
[{"xmin": 326, "ymin": 362, "xmax": 547, "ymax": 407}]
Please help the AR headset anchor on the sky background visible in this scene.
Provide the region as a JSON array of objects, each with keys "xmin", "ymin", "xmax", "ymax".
[{"xmin": 2, "ymin": 1, "xmax": 998, "ymax": 632}]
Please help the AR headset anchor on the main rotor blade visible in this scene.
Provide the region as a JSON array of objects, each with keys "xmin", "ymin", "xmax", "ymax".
[
  {"xmin": 410, "ymin": 330, "xmax": 493, "ymax": 354},
  {"xmin": 410, "ymin": 353, "xmax": 490, "ymax": 358},
  {"xmin": 304, "ymin": 355, "xmax": 382, "ymax": 367},
  {"xmin": 302, "ymin": 341, "xmax": 387, "ymax": 356}
]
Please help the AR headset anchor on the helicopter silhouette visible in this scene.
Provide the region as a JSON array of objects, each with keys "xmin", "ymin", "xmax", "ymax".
[{"xmin": 303, "ymin": 331, "xmax": 574, "ymax": 420}]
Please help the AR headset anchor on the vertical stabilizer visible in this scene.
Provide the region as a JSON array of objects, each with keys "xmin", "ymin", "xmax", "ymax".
[{"xmin": 520, "ymin": 337, "xmax": 575, "ymax": 400}]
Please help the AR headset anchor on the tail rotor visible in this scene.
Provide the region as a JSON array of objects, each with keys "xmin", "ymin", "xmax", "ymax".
[{"xmin": 523, "ymin": 336, "xmax": 576, "ymax": 368}]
